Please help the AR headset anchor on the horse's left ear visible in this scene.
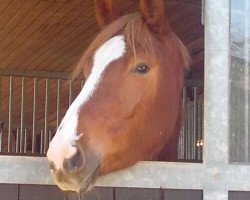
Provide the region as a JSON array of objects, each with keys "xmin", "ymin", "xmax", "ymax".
[
  {"xmin": 94, "ymin": 0, "xmax": 120, "ymax": 29},
  {"xmin": 139, "ymin": 0, "xmax": 170, "ymax": 34}
]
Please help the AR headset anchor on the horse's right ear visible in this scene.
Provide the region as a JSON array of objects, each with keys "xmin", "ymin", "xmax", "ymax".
[
  {"xmin": 94, "ymin": 0, "xmax": 120, "ymax": 29},
  {"xmin": 139, "ymin": 0, "xmax": 170, "ymax": 34}
]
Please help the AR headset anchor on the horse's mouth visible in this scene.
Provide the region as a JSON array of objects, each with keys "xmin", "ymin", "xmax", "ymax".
[
  {"xmin": 54, "ymin": 163, "xmax": 100, "ymax": 194},
  {"xmin": 77, "ymin": 163, "xmax": 100, "ymax": 193}
]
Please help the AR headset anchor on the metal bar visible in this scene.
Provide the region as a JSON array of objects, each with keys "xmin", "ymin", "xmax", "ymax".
[
  {"xmin": 204, "ymin": 0, "xmax": 230, "ymax": 165},
  {"xmin": 32, "ymin": 78, "xmax": 37, "ymax": 154},
  {"xmin": 8, "ymin": 76, "xmax": 13, "ymax": 153},
  {"xmin": 56, "ymin": 79, "xmax": 60, "ymax": 129},
  {"xmin": 0, "ymin": 157, "xmax": 203, "ymax": 188},
  {"xmin": 0, "ymin": 76, "xmax": 2, "ymax": 122},
  {"xmin": 241, "ymin": 0, "xmax": 250, "ymax": 163},
  {"xmin": 203, "ymin": 0, "xmax": 230, "ymax": 199},
  {"xmin": 20, "ymin": 77, "xmax": 25, "ymax": 153},
  {"xmin": 0, "ymin": 69, "xmax": 71, "ymax": 80},
  {"xmin": 44, "ymin": 79, "xmax": 49, "ymax": 154},
  {"xmin": 40, "ymin": 130, "xmax": 43, "ymax": 154},
  {"xmin": 191, "ymin": 107, "xmax": 195, "ymax": 159},
  {"xmin": 0, "ymin": 76, "xmax": 2, "ymax": 153},
  {"xmin": 1, "ymin": 157, "xmax": 250, "ymax": 191},
  {"xmin": 15, "ymin": 129, "xmax": 19, "ymax": 153},
  {"xmin": 24, "ymin": 129, "xmax": 27, "ymax": 154},
  {"xmin": 188, "ymin": 107, "xmax": 192, "ymax": 159},
  {"xmin": 43, "ymin": 130, "xmax": 48, "ymax": 155},
  {"xmin": 19, "ymin": 128, "xmax": 23, "ymax": 153},
  {"xmin": 182, "ymin": 86, "xmax": 187, "ymax": 160},
  {"xmin": 197, "ymin": 105, "xmax": 202, "ymax": 160},
  {"xmin": 0, "ymin": 128, "xmax": 2, "ymax": 153},
  {"xmin": 193, "ymin": 86, "xmax": 198, "ymax": 160}
]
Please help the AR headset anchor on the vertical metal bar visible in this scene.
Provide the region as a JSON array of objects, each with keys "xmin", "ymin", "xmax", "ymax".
[
  {"xmin": 8, "ymin": 76, "xmax": 13, "ymax": 153},
  {"xmin": 243, "ymin": 0, "xmax": 250, "ymax": 162},
  {"xmin": 15, "ymin": 129, "xmax": 19, "ymax": 153},
  {"xmin": 24, "ymin": 129, "xmax": 27, "ymax": 154},
  {"xmin": 0, "ymin": 76, "xmax": 2, "ymax": 124},
  {"xmin": 204, "ymin": 0, "xmax": 230, "ymax": 165},
  {"xmin": 0, "ymin": 129, "xmax": 2, "ymax": 153},
  {"xmin": 182, "ymin": 86, "xmax": 187, "ymax": 160},
  {"xmin": 203, "ymin": 0, "xmax": 230, "ymax": 199},
  {"xmin": 0, "ymin": 76, "xmax": 2, "ymax": 153},
  {"xmin": 201, "ymin": 103, "xmax": 204, "ymax": 160},
  {"xmin": 191, "ymin": 106, "xmax": 195, "ymax": 160},
  {"xmin": 68, "ymin": 80, "xmax": 72, "ymax": 107},
  {"xmin": 186, "ymin": 107, "xmax": 190, "ymax": 160},
  {"xmin": 20, "ymin": 77, "xmax": 25, "ymax": 153},
  {"xmin": 193, "ymin": 86, "xmax": 198, "ymax": 159},
  {"xmin": 43, "ymin": 128, "xmax": 48, "ymax": 154},
  {"xmin": 0, "ymin": 127, "xmax": 2, "ymax": 153},
  {"xmin": 40, "ymin": 130, "xmax": 44, "ymax": 154},
  {"xmin": 19, "ymin": 128, "xmax": 23, "ymax": 153},
  {"xmin": 197, "ymin": 104, "xmax": 202, "ymax": 160},
  {"xmin": 56, "ymin": 79, "xmax": 61, "ymax": 129},
  {"xmin": 44, "ymin": 79, "xmax": 49, "ymax": 155},
  {"xmin": 188, "ymin": 107, "xmax": 192, "ymax": 160},
  {"xmin": 32, "ymin": 78, "xmax": 37, "ymax": 153}
]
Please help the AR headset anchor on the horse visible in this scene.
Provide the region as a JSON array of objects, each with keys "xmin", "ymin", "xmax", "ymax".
[{"xmin": 47, "ymin": 0, "xmax": 189, "ymax": 193}]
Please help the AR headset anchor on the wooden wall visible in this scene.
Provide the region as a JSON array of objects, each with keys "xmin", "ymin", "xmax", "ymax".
[
  {"xmin": 0, "ymin": 184, "xmax": 203, "ymax": 200},
  {"xmin": 1, "ymin": 184, "xmax": 249, "ymax": 200}
]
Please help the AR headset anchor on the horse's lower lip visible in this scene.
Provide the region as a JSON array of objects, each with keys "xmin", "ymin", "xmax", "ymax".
[{"xmin": 78, "ymin": 164, "xmax": 100, "ymax": 193}]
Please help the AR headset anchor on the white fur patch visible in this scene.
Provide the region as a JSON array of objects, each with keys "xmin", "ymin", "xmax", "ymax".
[{"xmin": 47, "ymin": 35, "xmax": 126, "ymax": 170}]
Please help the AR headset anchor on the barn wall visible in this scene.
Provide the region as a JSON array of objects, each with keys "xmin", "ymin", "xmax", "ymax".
[
  {"xmin": 0, "ymin": 184, "xmax": 204, "ymax": 200},
  {"xmin": 2, "ymin": 184, "xmax": 250, "ymax": 200}
]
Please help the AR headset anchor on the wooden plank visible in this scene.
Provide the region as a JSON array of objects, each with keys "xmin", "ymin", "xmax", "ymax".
[
  {"xmin": 0, "ymin": 0, "xmax": 40, "ymax": 49},
  {"xmin": 37, "ymin": 0, "xmax": 136, "ymax": 72},
  {"xmin": 0, "ymin": 0, "xmax": 25, "ymax": 34},
  {"xmin": 0, "ymin": 0, "xmax": 69, "ymax": 67},
  {"xmin": 0, "ymin": 0, "xmax": 53, "ymax": 51},
  {"xmin": 115, "ymin": 187, "xmax": 161, "ymax": 200},
  {"xmin": 24, "ymin": 0, "xmax": 134, "ymax": 72},
  {"xmin": 0, "ymin": 184, "xmax": 18, "ymax": 200},
  {"xmin": 164, "ymin": 189, "xmax": 202, "ymax": 200},
  {"xmin": 24, "ymin": 1, "xmax": 94, "ymax": 71},
  {"xmin": 19, "ymin": 185, "xmax": 66, "ymax": 200},
  {"xmin": 229, "ymin": 191, "xmax": 250, "ymax": 200},
  {"xmin": 0, "ymin": 0, "xmax": 14, "ymax": 16}
]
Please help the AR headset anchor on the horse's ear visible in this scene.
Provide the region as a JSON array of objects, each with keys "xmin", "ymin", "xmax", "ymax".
[
  {"xmin": 94, "ymin": 0, "xmax": 120, "ymax": 29},
  {"xmin": 139, "ymin": 0, "xmax": 170, "ymax": 33}
]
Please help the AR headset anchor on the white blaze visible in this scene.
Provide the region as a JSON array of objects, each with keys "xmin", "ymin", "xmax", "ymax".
[{"xmin": 47, "ymin": 35, "xmax": 126, "ymax": 170}]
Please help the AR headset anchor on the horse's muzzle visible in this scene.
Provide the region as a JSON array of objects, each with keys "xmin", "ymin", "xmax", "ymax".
[{"xmin": 48, "ymin": 144, "xmax": 101, "ymax": 193}]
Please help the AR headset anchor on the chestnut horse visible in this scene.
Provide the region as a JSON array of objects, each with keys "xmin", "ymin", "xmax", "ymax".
[{"xmin": 47, "ymin": 0, "xmax": 189, "ymax": 193}]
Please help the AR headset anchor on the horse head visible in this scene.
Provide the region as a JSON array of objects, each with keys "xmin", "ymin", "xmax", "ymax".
[{"xmin": 47, "ymin": 0, "xmax": 189, "ymax": 193}]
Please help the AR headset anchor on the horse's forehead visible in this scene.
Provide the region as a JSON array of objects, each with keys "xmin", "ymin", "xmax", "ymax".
[{"xmin": 92, "ymin": 35, "xmax": 126, "ymax": 72}]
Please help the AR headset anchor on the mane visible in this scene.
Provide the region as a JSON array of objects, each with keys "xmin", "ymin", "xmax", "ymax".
[{"xmin": 70, "ymin": 13, "xmax": 189, "ymax": 80}]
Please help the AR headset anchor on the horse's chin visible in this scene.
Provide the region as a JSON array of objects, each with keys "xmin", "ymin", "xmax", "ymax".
[{"xmin": 55, "ymin": 163, "xmax": 100, "ymax": 194}]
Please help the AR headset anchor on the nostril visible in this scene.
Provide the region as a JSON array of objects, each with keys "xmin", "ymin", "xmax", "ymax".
[{"xmin": 63, "ymin": 148, "xmax": 85, "ymax": 172}]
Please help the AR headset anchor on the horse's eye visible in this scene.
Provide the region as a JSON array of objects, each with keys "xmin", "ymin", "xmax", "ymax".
[{"xmin": 134, "ymin": 63, "xmax": 150, "ymax": 74}]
